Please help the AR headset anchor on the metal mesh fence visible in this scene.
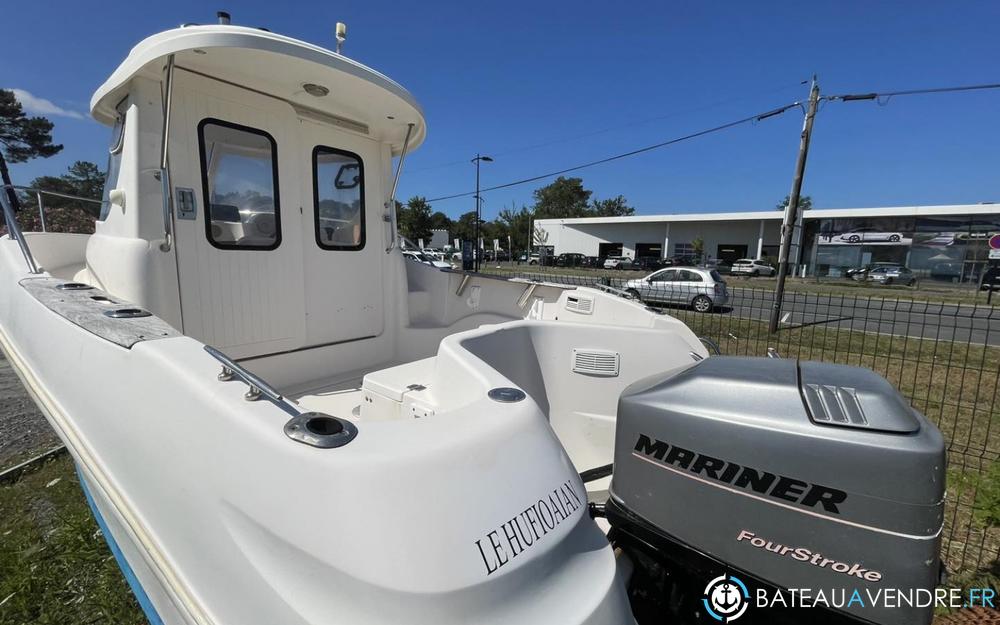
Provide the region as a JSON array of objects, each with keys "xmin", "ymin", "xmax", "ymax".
[{"xmin": 484, "ymin": 264, "xmax": 1000, "ymax": 578}]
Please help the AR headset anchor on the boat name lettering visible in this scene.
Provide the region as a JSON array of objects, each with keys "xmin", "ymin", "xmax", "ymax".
[{"xmin": 474, "ymin": 479, "xmax": 584, "ymax": 576}]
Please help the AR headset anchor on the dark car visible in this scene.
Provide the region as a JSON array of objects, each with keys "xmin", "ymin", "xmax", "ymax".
[
  {"xmin": 633, "ymin": 257, "xmax": 671, "ymax": 272},
  {"xmin": 981, "ymin": 266, "xmax": 1000, "ymax": 291},
  {"xmin": 583, "ymin": 256, "xmax": 602, "ymax": 267},
  {"xmin": 556, "ymin": 253, "xmax": 587, "ymax": 267},
  {"xmin": 668, "ymin": 256, "xmax": 697, "ymax": 267}
]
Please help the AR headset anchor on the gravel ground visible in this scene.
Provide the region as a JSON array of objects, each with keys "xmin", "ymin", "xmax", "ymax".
[{"xmin": 0, "ymin": 351, "xmax": 61, "ymax": 470}]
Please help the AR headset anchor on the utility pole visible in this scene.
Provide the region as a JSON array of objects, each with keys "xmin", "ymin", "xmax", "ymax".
[
  {"xmin": 471, "ymin": 154, "xmax": 493, "ymax": 272},
  {"xmin": 769, "ymin": 76, "xmax": 820, "ymax": 334}
]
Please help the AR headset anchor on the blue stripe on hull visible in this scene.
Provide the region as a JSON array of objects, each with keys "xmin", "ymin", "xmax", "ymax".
[{"xmin": 75, "ymin": 464, "xmax": 166, "ymax": 625}]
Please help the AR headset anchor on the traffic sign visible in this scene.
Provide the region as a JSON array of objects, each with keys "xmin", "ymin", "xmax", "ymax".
[
  {"xmin": 990, "ymin": 249, "xmax": 1000, "ymax": 260},
  {"xmin": 990, "ymin": 234, "xmax": 1000, "ymax": 250}
]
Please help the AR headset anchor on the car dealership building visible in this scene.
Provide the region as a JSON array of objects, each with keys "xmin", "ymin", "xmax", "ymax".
[{"xmin": 534, "ymin": 204, "xmax": 1000, "ymax": 284}]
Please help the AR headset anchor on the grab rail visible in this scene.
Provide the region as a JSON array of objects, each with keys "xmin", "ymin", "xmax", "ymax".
[
  {"xmin": 204, "ymin": 345, "xmax": 300, "ymax": 417},
  {"xmin": 0, "ymin": 184, "xmax": 40, "ymax": 274},
  {"xmin": 384, "ymin": 122, "xmax": 415, "ymax": 253},
  {"xmin": 3, "ymin": 184, "xmax": 105, "ymax": 233}
]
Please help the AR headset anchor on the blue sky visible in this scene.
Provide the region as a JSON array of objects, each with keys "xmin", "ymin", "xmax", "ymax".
[{"xmin": 4, "ymin": 1, "xmax": 999, "ymax": 220}]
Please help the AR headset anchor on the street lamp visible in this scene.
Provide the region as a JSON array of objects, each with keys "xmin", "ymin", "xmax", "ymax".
[{"xmin": 472, "ymin": 154, "xmax": 493, "ymax": 271}]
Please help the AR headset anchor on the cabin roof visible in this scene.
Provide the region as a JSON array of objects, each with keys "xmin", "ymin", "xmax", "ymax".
[{"xmin": 90, "ymin": 25, "xmax": 426, "ymax": 154}]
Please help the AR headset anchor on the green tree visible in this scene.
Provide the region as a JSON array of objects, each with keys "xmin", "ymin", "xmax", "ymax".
[
  {"xmin": 0, "ymin": 88, "xmax": 64, "ymax": 229},
  {"xmin": 18, "ymin": 161, "xmax": 105, "ymax": 233},
  {"xmin": 775, "ymin": 195, "xmax": 812, "ymax": 211},
  {"xmin": 691, "ymin": 236, "xmax": 705, "ymax": 261},
  {"xmin": 497, "ymin": 205, "xmax": 533, "ymax": 253},
  {"xmin": 591, "ymin": 194, "xmax": 635, "ymax": 217},
  {"xmin": 532, "ymin": 176, "xmax": 592, "ymax": 219},
  {"xmin": 397, "ymin": 195, "xmax": 434, "ymax": 244},
  {"xmin": 429, "ymin": 211, "xmax": 452, "ymax": 233},
  {"xmin": 452, "ymin": 211, "xmax": 479, "ymax": 243}
]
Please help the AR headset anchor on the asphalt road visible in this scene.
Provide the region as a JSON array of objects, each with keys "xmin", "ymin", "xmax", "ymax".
[
  {"xmin": 499, "ymin": 269, "xmax": 999, "ymax": 347},
  {"xmin": 723, "ymin": 286, "xmax": 999, "ymax": 347}
]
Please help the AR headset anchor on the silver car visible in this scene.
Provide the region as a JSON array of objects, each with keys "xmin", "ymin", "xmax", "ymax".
[{"xmin": 623, "ymin": 267, "xmax": 729, "ymax": 313}]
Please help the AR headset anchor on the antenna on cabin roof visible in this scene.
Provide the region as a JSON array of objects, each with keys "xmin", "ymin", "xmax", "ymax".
[
  {"xmin": 217, "ymin": 11, "xmax": 231, "ymax": 25},
  {"xmin": 336, "ymin": 22, "xmax": 347, "ymax": 54}
]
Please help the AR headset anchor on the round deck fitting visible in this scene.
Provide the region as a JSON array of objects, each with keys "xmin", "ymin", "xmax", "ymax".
[
  {"xmin": 488, "ymin": 387, "xmax": 526, "ymax": 403},
  {"xmin": 284, "ymin": 412, "xmax": 358, "ymax": 449},
  {"xmin": 104, "ymin": 308, "xmax": 152, "ymax": 319}
]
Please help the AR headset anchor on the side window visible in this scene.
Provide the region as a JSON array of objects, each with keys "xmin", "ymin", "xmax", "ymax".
[
  {"xmin": 99, "ymin": 97, "xmax": 129, "ymax": 221},
  {"xmin": 198, "ymin": 119, "xmax": 280, "ymax": 250},
  {"xmin": 682, "ymin": 270, "xmax": 704, "ymax": 282},
  {"xmin": 313, "ymin": 146, "xmax": 365, "ymax": 250},
  {"xmin": 651, "ymin": 270, "xmax": 675, "ymax": 282}
]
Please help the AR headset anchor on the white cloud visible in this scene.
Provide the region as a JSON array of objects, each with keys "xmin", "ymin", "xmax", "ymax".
[{"xmin": 9, "ymin": 88, "xmax": 85, "ymax": 120}]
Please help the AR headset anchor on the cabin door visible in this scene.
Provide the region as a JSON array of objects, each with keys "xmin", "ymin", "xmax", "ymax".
[
  {"xmin": 296, "ymin": 117, "xmax": 385, "ymax": 345},
  {"xmin": 169, "ymin": 71, "xmax": 307, "ymax": 358}
]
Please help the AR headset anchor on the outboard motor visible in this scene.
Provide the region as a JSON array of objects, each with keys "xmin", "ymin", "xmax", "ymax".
[{"xmin": 606, "ymin": 357, "xmax": 945, "ymax": 625}]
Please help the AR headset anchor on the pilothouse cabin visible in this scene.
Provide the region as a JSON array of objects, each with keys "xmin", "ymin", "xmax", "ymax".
[{"xmin": 86, "ymin": 22, "xmax": 426, "ymax": 361}]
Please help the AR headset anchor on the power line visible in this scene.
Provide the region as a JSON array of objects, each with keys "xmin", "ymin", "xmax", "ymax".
[
  {"xmin": 825, "ymin": 81, "xmax": 1000, "ymax": 102},
  {"xmin": 408, "ymin": 80, "xmax": 808, "ymax": 174},
  {"xmin": 425, "ymin": 102, "xmax": 801, "ymax": 202}
]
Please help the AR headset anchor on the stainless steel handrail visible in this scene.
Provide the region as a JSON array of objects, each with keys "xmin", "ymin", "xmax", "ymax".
[
  {"xmin": 0, "ymin": 185, "xmax": 40, "ymax": 274},
  {"xmin": 592, "ymin": 283, "xmax": 637, "ymax": 299},
  {"xmin": 385, "ymin": 122, "xmax": 415, "ymax": 253},
  {"xmin": 3, "ymin": 184, "xmax": 105, "ymax": 205},
  {"xmin": 204, "ymin": 345, "xmax": 301, "ymax": 417},
  {"xmin": 158, "ymin": 54, "xmax": 177, "ymax": 252}
]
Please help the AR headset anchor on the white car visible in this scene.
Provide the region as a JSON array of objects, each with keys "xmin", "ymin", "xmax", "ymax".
[
  {"xmin": 603, "ymin": 256, "xmax": 633, "ymax": 270},
  {"xmin": 402, "ymin": 250, "xmax": 450, "ymax": 268},
  {"xmin": 730, "ymin": 258, "xmax": 775, "ymax": 277},
  {"xmin": 623, "ymin": 267, "xmax": 729, "ymax": 313},
  {"xmin": 838, "ymin": 228, "xmax": 904, "ymax": 243}
]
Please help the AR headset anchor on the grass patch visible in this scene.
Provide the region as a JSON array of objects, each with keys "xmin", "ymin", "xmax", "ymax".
[{"xmin": 0, "ymin": 455, "xmax": 146, "ymax": 625}]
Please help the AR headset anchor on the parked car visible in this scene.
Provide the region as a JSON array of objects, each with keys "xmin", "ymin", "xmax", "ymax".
[
  {"xmin": 845, "ymin": 262, "xmax": 899, "ymax": 281},
  {"xmin": 865, "ymin": 265, "xmax": 916, "ymax": 286},
  {"xmin": 402, "ymin": 250, "xmax": 450, "ymax": 268},
  {"xmin": 623, "ymin": 267, "xmax": 729, "ymax": 313},
  {"xmin": 603, "ymin": 256, "xmax": 634, "ymax": 270},
  {"xmin": 838, "ymin": 228, "xmax": 905, "ymax": 243},
  {"xmin": 666, "ymin": 256, "xmax": 697, "ymax": 267},
  {"xmin": 633, "ymin": 257, "xmax": 671, "ymax": 272},
  {"xmin": 518, "ymin": 252, "xmax": 541, "ymax": 265},
  {"xmin": 981, "ymin": 266, "xmax": 1000, "ymax": 291},
  {"xmin": 556, "ymin": 253, "xmax": 587, "ymax": 267},
  {"xmin": 583, "ymin": 255, "xmax": 602, "ymax": 267},
  {"xmin": 730, "ymin": 258, "xmax": 776, "ymax": 277}
]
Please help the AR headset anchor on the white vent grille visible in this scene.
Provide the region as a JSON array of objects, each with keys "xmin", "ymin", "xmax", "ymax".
[
  {"xmin": 565, "ymin": 295, "xmax": 594, "ymax": 315},
  {"xmin": 572, "ymin": 349, "xmax": 620, "ymax": 377}
]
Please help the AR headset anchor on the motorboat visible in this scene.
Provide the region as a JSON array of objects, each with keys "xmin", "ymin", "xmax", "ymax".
[{"xmin": 0, "ymin": 15, "xmax": 946, "ymax": 625}]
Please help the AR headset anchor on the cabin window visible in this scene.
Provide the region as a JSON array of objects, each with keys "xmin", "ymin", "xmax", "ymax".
[
  {"xmin": 198, "ymin": 119, "xmax": 281, "ymax": 250},
  {"xmin": 99, "ymin": 97, "xmax": 129, "ymax": 221},
  {"xmin": 313, "ymin": 146, "xmax": 365, "ymax": 250}
]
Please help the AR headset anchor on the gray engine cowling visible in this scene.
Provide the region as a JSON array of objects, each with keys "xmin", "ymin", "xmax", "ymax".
[{"xmin": 609, "ymin": 356, "xmax": 945, "ymax": 625}]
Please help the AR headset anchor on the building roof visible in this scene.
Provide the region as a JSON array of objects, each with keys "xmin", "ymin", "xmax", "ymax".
[{"xmin": 535, "ymin": 203, "xmax": 999, "ymax": 226}]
